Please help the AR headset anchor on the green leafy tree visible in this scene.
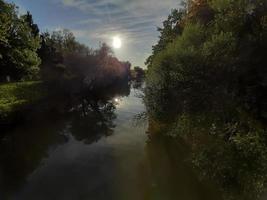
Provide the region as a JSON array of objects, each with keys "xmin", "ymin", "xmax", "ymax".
[
  {"xmin": 21, "ymin": 11, "xmax": 39, "ymax": 37},
  {"xmin": 145, "ymin": 9, "xmax": 186, "ymax": 67},
  {"xmin": 0, "ymin": 0, "xmax": 40, "ymax": 81},
  {"xmin": 145, "ymin": 0, "xmax": 267, "ymax": 120}
]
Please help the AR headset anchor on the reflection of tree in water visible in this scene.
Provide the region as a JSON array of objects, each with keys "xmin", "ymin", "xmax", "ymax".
[
  {"xmin": 0, "ymin": 117, "xmax": 68, "ymax": 199},
  {"xmin": 146, "ymin": 101, "xmax": 267, "ymax": 200},
  {"xmin": 138, "ymin": 134, "xmax": 221, "ymax": 200},
  {"xmin": 70, "ymin": 99, "xmax": 117, "ymax": 144},
  {"xmin": 0, "ymin": 80, "xmax": 131, "ymax": 199},
  {"xmin": 70, "ymin": 79, "xmax": 131, "ymax": 144},
  {"xmin": 132, "ymin": 80, "xmax": 143, "ymax": 90},
  {"xmin": 186, "ymin": 111, "xmax": 267, "ymax": 200},
  {"xmin": 0, "ymin": 100, "xmax": 117, "ymax": 198}
]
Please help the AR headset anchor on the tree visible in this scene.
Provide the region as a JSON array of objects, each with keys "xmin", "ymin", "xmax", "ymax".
[
  {"xmin": 145, "ymin": 0, "xmax": 267, "ymax": 120},
  {"xmin": 145, "ymin": 9, "xmax": 186, "ymax": 67},
  {"xmin": 38, "ymin": 29, "xmax": 93, "ymax": 81},
  {"xmin": 21, "ymin": 11, "xmax": 39, "ymax": 37},
  {"xmin": 37, "ymin": 30, "xmax": 131, "ymax": 89},
  {"xmin": 0, "ymin": 0, "xmax": 40, "ymax": 81},
  {"xmin": 132, "ymin": 66, "xmax": 145, "ymax": 81}
]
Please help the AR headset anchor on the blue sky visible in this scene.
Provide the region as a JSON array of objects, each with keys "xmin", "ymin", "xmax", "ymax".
[{"xmin": 7, "ymin": 0, "xmax": 182, "ymax": 68}]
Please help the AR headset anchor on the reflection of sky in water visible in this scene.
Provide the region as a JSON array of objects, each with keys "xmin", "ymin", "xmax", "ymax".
[
  {"xmin": 2, "ymin": 85, "xmax": 260, "ymax": 200},
  {"xmin": 14, "ymin": 87, "xmax": 147, "ymax": 200}
]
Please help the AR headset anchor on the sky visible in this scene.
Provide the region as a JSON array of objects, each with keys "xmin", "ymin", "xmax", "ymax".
[{"xmin": 7, "ymin": 0, "xmax": 182, "ymax": 68}]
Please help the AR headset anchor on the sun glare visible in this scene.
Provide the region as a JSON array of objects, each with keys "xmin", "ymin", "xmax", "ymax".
[
  {"xmin": 112, "ymin": 36, "xmax": 122, "ymax": 49},
  {"xmin": 114, "ymin": 98, "xmax": 119, "ymax": 103}
]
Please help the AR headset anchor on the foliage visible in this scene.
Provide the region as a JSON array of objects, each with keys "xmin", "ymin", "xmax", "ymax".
[
  {"xmin": 172, "ymin": 110, "xmax": 267, "ymax": 200},
  {"xmin": 38, "ymin": 30, "xmax": 131, "ymax": 91},
  {"xmin": 0, "ymin": 0, "xmax": 41, "ymax": 81},
  {"xmin": 131, "ymin": 66, "xmax": 145, "ymax": 81},
  {"xmin": 145, "ymin": 0, "xmax": 267, "ymax": 121},
  {"xmin": 145, "ymin": 9, "xmax": 186, "ymax": 67},
  {"xmin": 145, "ymin": 0, "xmax": 267, "ymax": 199}
]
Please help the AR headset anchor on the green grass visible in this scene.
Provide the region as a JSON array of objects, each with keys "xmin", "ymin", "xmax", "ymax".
[{"xmin": 0, "ymin": 81, "xmax": 46, "ymax": 117}]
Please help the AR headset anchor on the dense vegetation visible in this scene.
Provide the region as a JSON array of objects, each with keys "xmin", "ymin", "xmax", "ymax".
[
  {"xmin": 0, "ymin": 2, "xmax": 40, "ymax": 81},
  {"xmin": 38, "ymin": 30, "xmax": 131, "ymax": 89},
  {"xmin": 145, "ymin": 0, "xmax": 267, "ymax": 199},
  {"xmin": 146, "ymin": 0, "xmax": 267, "ymax": 121}
]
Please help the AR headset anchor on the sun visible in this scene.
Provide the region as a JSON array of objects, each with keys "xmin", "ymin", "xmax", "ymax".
[{"xmin": 112, "ymin": 36, "xmax": 122, "ymax": 49}]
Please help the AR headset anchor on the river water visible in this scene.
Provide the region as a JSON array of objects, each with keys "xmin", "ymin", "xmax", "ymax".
[
  {"xmin": 0, "ymin": 84, "xmax": 266, "ymax": 200},
  {"xmin": 0, "ymin": 84, "xmax": 149, "ymax": 200}
]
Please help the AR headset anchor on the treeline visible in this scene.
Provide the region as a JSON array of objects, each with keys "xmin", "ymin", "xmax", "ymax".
[
  {"xmin": 131, "ymin": 66, "xmax": 145, "ymax": 81},
  {"xmin": 146, "ymin": 0, "xmax": 267, "ymax": 121},
  {"xmin": 145, "ymin": 0, "xmax": 267, "ymax": 199},
  {"xmin": 0, "ymin": 0, "xmax": 130, "ymax": 89}
]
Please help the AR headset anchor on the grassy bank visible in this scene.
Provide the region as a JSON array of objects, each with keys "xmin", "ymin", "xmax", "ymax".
[{"xmin": 0, "ymin": 81, "xmax": 47, "ymax": 123}]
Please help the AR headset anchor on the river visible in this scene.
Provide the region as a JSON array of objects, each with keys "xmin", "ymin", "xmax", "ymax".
[{"xmin": 0, "ymin": 83, "xmax": 266, "ymax": 200}]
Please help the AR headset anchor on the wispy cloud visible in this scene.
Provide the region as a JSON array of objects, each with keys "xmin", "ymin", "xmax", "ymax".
[
  {"xmin": 58, "ymin": 0, "xmax": 182, "ymax": 65},
  {"xmin": 11, "ymin": 0, "xmax": 182, "ymax": 67}
]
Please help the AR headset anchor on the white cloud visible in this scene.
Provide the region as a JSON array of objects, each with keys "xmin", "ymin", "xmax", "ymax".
[{"xmin": 58, "ymin": 0, "xmax": 182, "ymax": 67}]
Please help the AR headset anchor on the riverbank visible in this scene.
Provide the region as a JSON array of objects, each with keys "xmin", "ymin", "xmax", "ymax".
[
  {"xmin": 0, "ymin": 77, "xmax": 132, "ymax": 131},
  {"xmin": 0, "ymin": 81, "xmax": 47, "ymax": 125}
]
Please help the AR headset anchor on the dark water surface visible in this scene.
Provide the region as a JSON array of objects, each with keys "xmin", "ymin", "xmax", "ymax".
[{"xmin": 1, "ymin": 85, "xmax": 266, "ymax": 200}]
